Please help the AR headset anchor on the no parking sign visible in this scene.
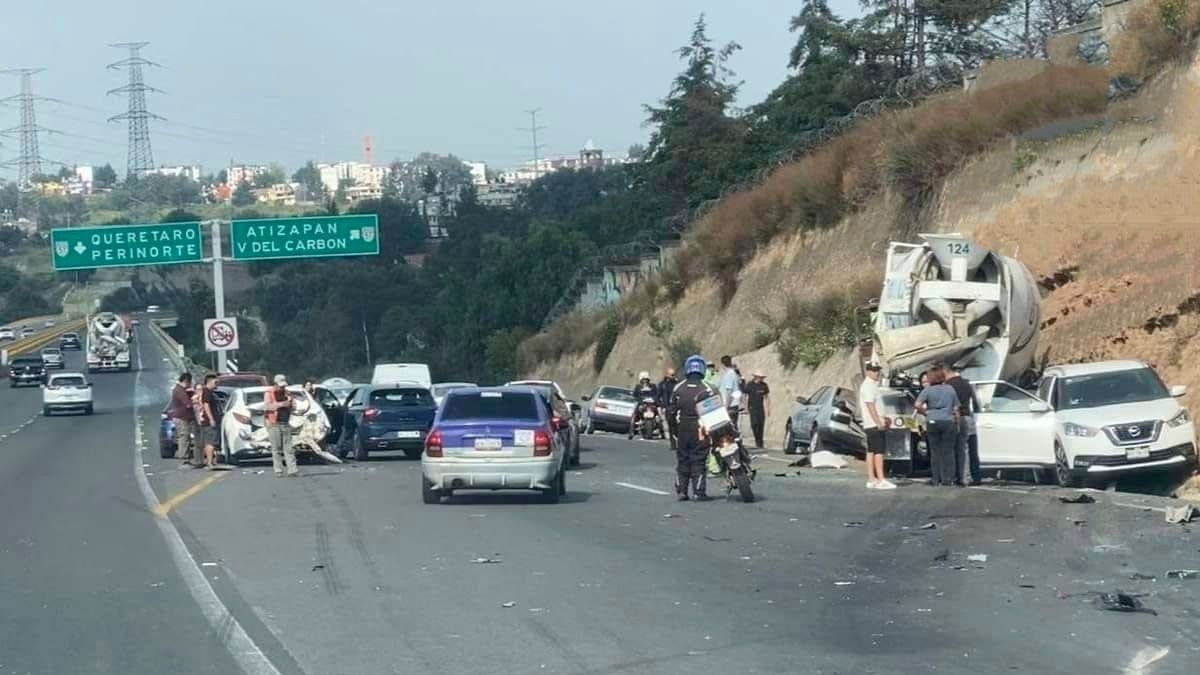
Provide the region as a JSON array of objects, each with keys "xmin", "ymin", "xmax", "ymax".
[{"xmin": 203, "ymin": 317, "xmax": 239, "ymax": 352}]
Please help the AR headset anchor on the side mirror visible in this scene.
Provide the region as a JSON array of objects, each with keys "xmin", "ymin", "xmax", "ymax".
[
  {"xmin": 1029, "ymin": 401, "xmax": 1051, "ymax": 413},
  {"xmin": 795, "ymin": 396, "xmax": 809, "ymax": 405},
  {"xmin": 1170, "ymin": 385, "xmax": 1188, "ymax": 398}
]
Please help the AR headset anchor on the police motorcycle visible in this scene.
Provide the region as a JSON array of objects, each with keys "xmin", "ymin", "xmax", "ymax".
[{"xmin": 696, "ymin": 392, "xmax": 755, "ymax": 503}]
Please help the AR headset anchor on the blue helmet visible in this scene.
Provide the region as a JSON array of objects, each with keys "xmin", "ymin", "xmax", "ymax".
[{"xmin": 684, "ymin": 354, "xmax": 706, "ymax": 377}]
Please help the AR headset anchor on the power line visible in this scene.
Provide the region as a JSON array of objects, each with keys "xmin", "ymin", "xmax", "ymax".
[
  {"xmin": 107, "ymin": 42, "xmax": 163, "ymax": 177},
  {"xmin": 520, "ymin": 108, "xmax": 547, "ymax": 179},
  {"xmin": 0, "ymin": 68, "xmax": 61, "ymax": 187}
]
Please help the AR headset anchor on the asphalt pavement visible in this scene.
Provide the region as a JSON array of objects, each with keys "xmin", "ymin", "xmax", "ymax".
[{"xmin": 3, "ymin": 332, "xmax": 1199, "ymax": 675}]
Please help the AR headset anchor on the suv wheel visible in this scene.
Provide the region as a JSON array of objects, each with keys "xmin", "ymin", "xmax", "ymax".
[
  {"xmin": 422, "ymin": 477, "xmax": 441, "ymax": 504},
  {"xmin": 1054, "ymin": 441, "xmax": 1080, "ymax": 488},
  {"xmin": 783, "ymin": 423, "xmax": 795, "ymax": 455}
]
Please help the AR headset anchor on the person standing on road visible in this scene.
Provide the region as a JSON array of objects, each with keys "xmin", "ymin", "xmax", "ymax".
[
  {"xmin": 657, "ymin": 367, "xmax": 680, "ymax": 449},
  {"xmin": 945, "ymin": 366, "xmax": 983, "ymax": 486},
  {"xmin": 914, "ymin": 365, "xmax": 960, "ymax": 487},
  {"xmin": 670, "ymin": 355, "xmax": 716, "ymax": 501},
  {"xmin": 266, "ymin": 374, "xmax": 298, "ymax": 477},
  {"xmin": 169, "ymin": 372, "xmax": 196, "ymax": 465},
  {"xmin": 704, "ymin": 361, "xmax": 718, "ymax": 389},
  {"xmin": 743, "ymin": 371, "xmax": 771, "ymax": 449},
  {"xmin": 193, "ymin": 373, "xmax": 219, "ymax": 470},
  {"xmin": 859, "ymin": 363, "xmax": 897, "ymax": 490},
  {"xmin": 718, "ymin": 355, "xmax": 742, "ymax": 431}
]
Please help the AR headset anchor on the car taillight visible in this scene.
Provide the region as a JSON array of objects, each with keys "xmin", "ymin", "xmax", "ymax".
[
  {"xmin": 534, "ymin": 429, "xmax": 552, "ymax": 456},
  {"xmin": 233, "ymin": 412, "xmax": 252, "ymax": 425},
  {"xmin": 363, "ymin": 407, "xmax": 380, "ymax": 421},
  {"xmin": 425, "ymin": 430, "xmax": 443, "ymax": 457}
]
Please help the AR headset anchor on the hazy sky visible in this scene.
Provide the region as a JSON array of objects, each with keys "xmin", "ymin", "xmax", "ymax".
[{"xmin": 2, "ymin": 1, "xmax": 860, "ymax": 176}]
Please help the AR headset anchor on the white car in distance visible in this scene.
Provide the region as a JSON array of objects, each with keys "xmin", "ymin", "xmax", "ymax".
[
  {"xmin": 42, "ymin": 372, "xmax": 93, "ymax": 416},
  {"xmin": 0, "ymin": 327, "xmax": 13, "ymax": 341},
  {"xmin": 220, "ymin": 386, "xmax": 330, "ymax": 466},
  {"xmin": 973, "ymin": 360, "xmax": 1197, "ymax": 486}
]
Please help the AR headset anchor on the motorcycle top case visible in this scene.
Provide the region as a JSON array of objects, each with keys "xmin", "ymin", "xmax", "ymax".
[{"xmin": 696, "ymin": 395, "xmax": 732, "ymax": 433}]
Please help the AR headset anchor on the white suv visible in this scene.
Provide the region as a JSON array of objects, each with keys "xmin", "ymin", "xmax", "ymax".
[
  {"xmin": 973, "ymin": 361, "xmax": 1196, "ymax": 486},
  {"xmin": 0, "ymin": 327, "xmax": 14, "ymax": 340},
  {"xmin": 42, "ymin": 372, "xmax": 94, "ymax": 416}
]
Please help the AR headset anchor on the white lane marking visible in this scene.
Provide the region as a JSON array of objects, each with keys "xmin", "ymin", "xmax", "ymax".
[
  {"xmin": 130, "ymin": 339, "xmax": 282, "ymax": 675},
  {"xmin": 1112, "ymin": 501, "xmax": 1168, "ymax": 514},
  {"xmin": 614, "ymin": 481, "xmax": 671, "ymax": 496},
  {"xmin": 1124, "ymin": 646, "xmax": 1169, "ymax": 674}
]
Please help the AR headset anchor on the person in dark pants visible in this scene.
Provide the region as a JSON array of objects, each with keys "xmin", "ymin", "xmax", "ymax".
[
  {"xmin": 915, "ymin": 365, "xmax": 960, "ymax": 487},
  {"xmin": 657, "ymin": 367, "xmax": 680, "ymax": 449},
  {"xmin": 743, "ymin": 371, "xmax": 771, "ymax": 449},
  {"xmin": 945, "ymin": 366, "xmax": 983, "ymax": 486},
  {"xmin": 670, "ymin": 355, "xmax": 716, "ymax": 501}
]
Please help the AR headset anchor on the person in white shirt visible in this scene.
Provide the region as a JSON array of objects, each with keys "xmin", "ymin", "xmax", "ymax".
[
  {"xmin": 718, "ymin": 355, "xmax": 742, "ymax": 430},
  {"xmin": 859, "ymin": 363, "xmax": 896, "ymax": 490}
]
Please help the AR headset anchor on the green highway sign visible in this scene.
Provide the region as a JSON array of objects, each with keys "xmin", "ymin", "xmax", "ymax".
[
  {"xmin": 50, "ymin": 222, "xmax": 204, "ymax": 271},
  {"xmin": 230, "ymin": 214, "xmax": 380, "ymax": 262}
]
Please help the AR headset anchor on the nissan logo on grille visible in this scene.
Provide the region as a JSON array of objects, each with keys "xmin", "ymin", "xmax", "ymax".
[{"xmin": 1128, "ymin": 425, "xmax": 1142, "ymax": 437}]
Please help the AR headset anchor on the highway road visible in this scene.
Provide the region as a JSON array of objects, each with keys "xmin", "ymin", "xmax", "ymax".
[{"xmin": 2, "ymin": 328, "xmax": 1198, "ymax": 674}]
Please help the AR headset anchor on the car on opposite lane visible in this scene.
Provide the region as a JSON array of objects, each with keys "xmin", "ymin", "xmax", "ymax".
[
  {"xmin": 9, "ymin": 356, "xmax": 46, "ymax": 387},
  {"xmin": 59, "ymin": 332, "xmax": 82, "ymax": 350},
  {"xmin": 422, "ymin": 386, "xmax": 569, "ymax": 504},
  {"xmin": 0, "ymin": 327, "xmax": 14, "ymax": 341},
  {"xmin": 42, "ymin": 372, "xmax": 93, "ymax": 416},
  {"xmin": 338, "ymin": 385, "xmax": 437, "ymax": 461},
  {"xmin": 505, "ymin": 379, "xmax": 580, "ymax": 467},
  {"xmin": 783, "ymin": 385, "xmax": 865, "ymax": 455},
  {"xmin": 581, "ymin": 386, "xmax": 638, "ymax": 434},
  {"xmin": 20, "ymin": 326, "xmax": 35, "ymax": 338},
  {"xmin": 43, "ymin": 319, "xmax": 55, "ymax": 328},
  {"xmin": 41, "ymin": 347, "xmax": 65, "ymax": 370}
]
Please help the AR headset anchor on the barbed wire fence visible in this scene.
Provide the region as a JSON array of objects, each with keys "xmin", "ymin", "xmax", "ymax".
[{"xmin": 540, "ymin": 63, "xmax": 964, "ymax": 329}]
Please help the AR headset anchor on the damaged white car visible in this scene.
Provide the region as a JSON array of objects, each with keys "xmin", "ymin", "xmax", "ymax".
[{"xmin": 220, "ymin": 386, "xmax": 340, "ymax": 466}]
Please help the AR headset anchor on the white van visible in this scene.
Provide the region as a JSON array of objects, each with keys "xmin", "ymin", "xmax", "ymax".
[{"xmin": 371, "ymin": 363, "xmax": 432, "ymax": 389}]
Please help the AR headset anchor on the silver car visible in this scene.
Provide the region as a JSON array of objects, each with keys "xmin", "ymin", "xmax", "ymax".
[
  {"xmin": 41, "ymin": 347, "xmax": 65, "ymax": 370},
  {"xmin": 431, "ymin": 382, "xmax": 477, "ymax": 408},
  {"xmin": 783, "ymin": 385, "xmax": 865, "ymax": 455},
  {"xmin": 581, "ymin": 386, "xmax": 638, "ymax": 434}
]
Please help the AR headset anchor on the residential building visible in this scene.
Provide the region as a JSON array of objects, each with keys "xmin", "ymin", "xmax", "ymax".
[
  {"xmin": 345, "ymin": 183, "xmax": 383, "ymax": 203},
  {"xmin": 476, "ymin": 183, "xmax": 521, "ymax": 210},
  {"xmin": 148, "ymin": 164, "xmax": 204, "ymax": 182},
  {"xmin": 228, "ymin": 164, "xmax": 267, "ymax": 186},
  {"xmin": 466, "ymin": 161, "xmax": 488, "ymax": 186},
  {"xmin": 318, "ymin": 161, "xmax": 387, "ymax": 195},
  {"xmin": 252, "ymin": 183, "xmax": 298, "ymax": 206}
]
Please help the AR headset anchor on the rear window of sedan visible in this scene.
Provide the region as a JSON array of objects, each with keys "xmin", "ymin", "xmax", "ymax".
[
  {"xmin": 50, "ymin": 376, "xmax": 86, "ymax": 387},
  {"xmin": 441, "ymin": 391, "xmax": 541, "ymax": 421},
  {"xmin": 370, "ymin": 388, "xmax": 433, "ymax": 406},
  {"xmin": 598, "ymin": 387, "xmax": 636, "ymax": 403}
]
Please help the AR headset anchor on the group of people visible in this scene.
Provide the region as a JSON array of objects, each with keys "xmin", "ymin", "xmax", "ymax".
[
  {"xmin": 629, "ymin": 356, "xmax": 772, "ymax": 451},
  {"xmin": 859, "ymin": 361, "xmax": 981, "ymax": 491},
  {"xmin": 167, "ymin": 372, "xmax": 302, "ymax": 477}
]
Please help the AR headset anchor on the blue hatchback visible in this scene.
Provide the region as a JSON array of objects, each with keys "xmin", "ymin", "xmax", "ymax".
[{"xmin": 339, "ymin": 385, "xmax": 437, "ymax": 461}]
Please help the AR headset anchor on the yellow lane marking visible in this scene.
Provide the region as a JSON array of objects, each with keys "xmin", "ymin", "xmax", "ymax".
[{"xmin": 153, "ymin": 472, "xmax": 227, "ymax": 518}]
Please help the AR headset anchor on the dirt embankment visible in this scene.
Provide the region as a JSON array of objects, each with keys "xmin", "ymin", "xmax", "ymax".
[{"xmin": 532, "ymin": 47, "xmax": 1200, "ymax": 497}]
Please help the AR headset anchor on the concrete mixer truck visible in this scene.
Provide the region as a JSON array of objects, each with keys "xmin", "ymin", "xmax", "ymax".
[
  {"xmin": 857, "ymin": 233, "xmax": 1042, "ymax": 474},
  {"xmin": 86, "ymin": 312, "xmax": 132, "ymax": 373}
]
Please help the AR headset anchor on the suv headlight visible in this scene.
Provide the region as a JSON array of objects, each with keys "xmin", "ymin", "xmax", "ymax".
[
  {"xmin": 1063, "ymin": 422, "xmax": 1099, "ymax": 438},
  {"xmin": 1167, "ymin": 409, "xmax": 1191, "ymax": 428}
]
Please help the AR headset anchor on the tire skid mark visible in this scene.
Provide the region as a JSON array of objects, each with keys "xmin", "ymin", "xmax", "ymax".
[{"xmin": 313, "ymin": 522, "xmax": 344, "ymax": 596}]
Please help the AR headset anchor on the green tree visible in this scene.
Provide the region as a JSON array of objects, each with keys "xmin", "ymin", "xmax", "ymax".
[
  {"xmin": 232, "ymin": 180, "xmax": 256, "ymax": 206},
  {"xmin": 643, "ymin": 14, "xmax": 747, "ymax": 210},
  {"xmin": 253, "ymin": 163, "xmax": 288, "ymax": 188},
  {"xmin": 93, "ymin": 163, "xmax": 118, "ymax": 189},
  {"xmin": 292, "ymin": 161, "xmax": 326, "ymax": 202}
]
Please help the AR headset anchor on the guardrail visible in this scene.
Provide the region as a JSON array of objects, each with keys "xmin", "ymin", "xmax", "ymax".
[
  {"xmin": 147, "ymin": 320, "xmax": 199, "ymax": 378},
  {"xmin": 0, "ymin": 319, "xmax": 88, "ymax": 370}
]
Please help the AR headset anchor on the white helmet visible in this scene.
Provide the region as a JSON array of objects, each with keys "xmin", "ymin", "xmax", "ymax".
[{"xmin": 638, "ymin": 371, "xmax": 650, "ymax": 381}]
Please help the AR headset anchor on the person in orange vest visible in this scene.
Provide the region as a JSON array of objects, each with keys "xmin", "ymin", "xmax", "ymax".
[{"xmin": 265, "ymin": 374, "xmax": 298, "ymax": 477}]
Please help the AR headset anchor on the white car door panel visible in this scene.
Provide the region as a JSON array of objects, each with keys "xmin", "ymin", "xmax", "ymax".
[{"xmin": 973, "ymin": 381, "xmax": 1056, "ymax": 466}]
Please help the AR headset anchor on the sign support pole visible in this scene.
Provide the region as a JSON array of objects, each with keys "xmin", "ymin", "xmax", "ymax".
[{"xmin": 211, "ymin": 220, "xmax": 228, "ymax": 374}]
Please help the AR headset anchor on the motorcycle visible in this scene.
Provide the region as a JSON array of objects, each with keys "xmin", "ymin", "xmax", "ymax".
[
  {"xmin": 696, "ymin": 394, "xmax": 755, "ymax": 503},
  {"xmin": 637, "ymin": 396, "xmax": 663, "ymax": 440}
]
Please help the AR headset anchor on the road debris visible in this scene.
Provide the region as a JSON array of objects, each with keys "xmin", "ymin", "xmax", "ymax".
[
  {"xmin": 1018, "ymin": 584, "xmax": 1037, "ymax": 589},
  {"xmin": 471, "ymin": 557, "xmax": 502, "ymax": 564},
  {"xmin": 501, "ymin": 601, "xmax": 516, "ymax": 608},
  {"xmin": 1092, "ymin": 543, "xmax": 1129, "ymax": 553},
  {"xmin": 311, "ymin": 564, "xmax": 325, "ymax": 571},
  {"xmin": 933, "ymin": 549, "xmax": 950, "ymax": 562},
  {"xmin": 1164, "ymin": 504, "xmax": 1197, "ymax": 524},
  {"xmin": 995, "ymin": 538, "xmax": 1014, "ymax": 543},
  {"xmin": 834, "ymin": 581, "xmax": 855, "ymax": 586},
  {"xmin": 663, "ymin": 513, "xmax": 680, "ymax": 519},
  {"xmin": 843, "ymin": 521, "xmax": 864, "ymax": 528},
  {"xmin": 1071, "ymin": 519, "xmax": 1088, "ymax": 527},
  {"xmin": 966, "ymin": 554, "xmax": 988, "ymax": 563},
  {"xmin": 773, "ymin": 473, "xmax": 788, "ymax": 477},
  {"xmin": 702, "ymin": 536, "xmax": 732, "ymax": 542},
  {"xmin": 1128, "ymin": 572, "xmax": 1158, "ymax": 581},
  {"xmin": 201, "ymin": 562, "xmax": 218, "ymax": 567},
  {"xmin": 1165, "ymin": 569, "xmax": 1198, "ymax": 580},
  {"xmin": 919, "ymin": 523, "xmax": 938, "ymax": 530},
  {"xmin": 810, "ymin": 450, "xmax": 847, "ymax": 469},
  {"xmin": 1096, "ymin": 592, "xmax": 1156, "ymax": 615},
  {"xmin": 1059, "ymin": 494, "xmax": 1095, "ymax": 504}
]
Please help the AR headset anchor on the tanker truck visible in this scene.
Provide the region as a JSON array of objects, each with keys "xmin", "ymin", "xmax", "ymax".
[
  {"xmin": 857, "ymin": 233, "xmax": 1042, "ymax": 473},
  {"xmin": 86, "ymin": 312, "xmax": 132, "ymax": 373}
]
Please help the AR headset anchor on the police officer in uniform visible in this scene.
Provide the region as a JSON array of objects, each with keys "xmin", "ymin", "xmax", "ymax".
[{"xmin": 670, "ymin": 355, "xmax": 717, "ymax": 501}]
